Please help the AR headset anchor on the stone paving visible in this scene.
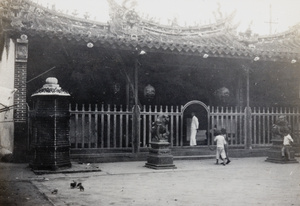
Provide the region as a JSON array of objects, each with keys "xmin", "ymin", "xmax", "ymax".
[{"xmin": 1, "ymin": 157, "xmax": 300, "ymax": 206}]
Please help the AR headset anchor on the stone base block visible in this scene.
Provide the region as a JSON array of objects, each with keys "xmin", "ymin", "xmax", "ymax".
[
  {"xmin": 147, "ymin": 154, "xmax": 173, "ymax": 164},
  {"xmin": 145, "ymin": 141, "xmax": 176, "ymax": 170},
  {"xmin": 265, "ymin": 148, "xmax": 299, "ymax": 164},
  {"xmin": 30, "ymin": 146, "xmax": 72, "ymax": 170},
  {"xmin": 145, "ymin": 162, "xmax": 177, "ymax": 170}
]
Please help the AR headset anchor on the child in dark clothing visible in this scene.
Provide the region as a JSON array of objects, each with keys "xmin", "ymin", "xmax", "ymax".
[{"xmin": 221, "ymin": 128, "xmax": 231, "ymax": 164}]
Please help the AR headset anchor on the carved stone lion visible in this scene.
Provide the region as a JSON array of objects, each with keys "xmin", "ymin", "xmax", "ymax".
[
  {"xmin": 151, "ymin": 114, "xmax": 170, "ymax": 142},
  {"xmin": 272, "ymin": 115, "xmax": 291, "ymax": 140}
]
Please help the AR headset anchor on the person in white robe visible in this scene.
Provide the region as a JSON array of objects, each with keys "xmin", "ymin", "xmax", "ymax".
[{"xmin": 190, "ymin": 112, "xmax": 199, "ymax": 146}]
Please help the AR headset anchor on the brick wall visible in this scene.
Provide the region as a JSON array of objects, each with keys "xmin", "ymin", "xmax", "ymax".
[
  {"xmin": 14, "ymin": 38, "xmax": 28, "ymax": 122},
  {"xmin": 13, "ymin": 37, "xmax": 29, "ymax": 162},
  {"xmin": 14, "ymin": 62, "xmax": 27, "ymax": 122}
]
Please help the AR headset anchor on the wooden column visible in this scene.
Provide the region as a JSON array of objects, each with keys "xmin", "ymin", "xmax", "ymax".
[
  {"xmin": 244, "ymin": 65, "xmax": 252, "ymax": 149},
  {"xmin": 132, "ymin": 58, "xmax": 140, "ymax": 153}
]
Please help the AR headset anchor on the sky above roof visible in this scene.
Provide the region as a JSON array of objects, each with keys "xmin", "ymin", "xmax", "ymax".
[{"xmin": 36, "ymin": 0, "xmax": 300, "ymax": 35}]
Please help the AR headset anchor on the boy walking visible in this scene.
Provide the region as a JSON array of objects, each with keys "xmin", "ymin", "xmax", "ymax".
[{"xmin": 214, "ymin": 130, "xmax": 227, "ymax": 166}]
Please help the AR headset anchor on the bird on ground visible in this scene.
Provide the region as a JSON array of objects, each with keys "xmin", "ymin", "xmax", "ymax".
[
  {"xmin": 79, "ymin": 185, "xmax": 84, "ymax": 191},
  {"xmin": 51, "ymin": 188, "xmax": 58, "ymax": 194},
  {"xmin": 70, "ymin": 180, "xmax": 77, "ymax": 189},
  {"xmin": 76, "ymin": 182, "xmax": 84, "ymax": 191}
]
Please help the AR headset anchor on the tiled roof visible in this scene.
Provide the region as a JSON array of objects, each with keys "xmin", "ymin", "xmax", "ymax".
[{"xmin": 1, "ymin": 0, "xmax": 299, "ymax": 61}]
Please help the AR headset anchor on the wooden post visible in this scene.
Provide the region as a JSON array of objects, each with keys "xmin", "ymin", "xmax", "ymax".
[
  {"xmin": 133, "ymin": 58, "xmax": 140, "ymax": 153},
  {"xmin": 134, "ymin": 59, "xmax": 138, "ymax": 108},
  {"xmin": 245, "ymin": 65, "xmax": 252, "ymax": 149},
  {"xmin": 126, "ymin": 79, "xmax": 130, "ymax": 106}
]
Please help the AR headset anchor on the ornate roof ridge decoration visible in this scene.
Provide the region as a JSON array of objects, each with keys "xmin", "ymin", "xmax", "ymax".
[
  {"xmin": 257, "ymin": 23, "xmax": 300, "ymax": 42},
  {"xmin": 235, "ymin": 22, "xmax": 300, "ymax": 56},
  {"xmin": 0, "ymin": 0, "xmax": 299, "ymax": 61},
  {"xmin": 0, "ymin": 0, "xmax": 110, "ymax": 39},
  {"xmin": 23, "ymin": 0, "xmax": 109, "ymax": 26},
  {"xmin": 107, "ymin": 0, "xmax": 237, "ymax": 37}
]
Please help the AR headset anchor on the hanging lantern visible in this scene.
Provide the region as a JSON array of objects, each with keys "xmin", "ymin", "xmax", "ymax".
[
  {"xmin": 214, "ymin": 87, "xmax": 230, "ymax": 99},
  {"xmin": 144, "ymin": 84, "xmax": 155, "ymax": 99},
  {"xmin": 113, "ymin": 83, "xmax": 120, "ymax": 94},
  {"xmin": 87, "ymin": 42, "xmax": 94, "ymax": 48}
]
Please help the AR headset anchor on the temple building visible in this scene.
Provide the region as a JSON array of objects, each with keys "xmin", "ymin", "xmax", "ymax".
[{"xmin": 0, "ymin": 0, "xmax": 300, "ymax": 162}]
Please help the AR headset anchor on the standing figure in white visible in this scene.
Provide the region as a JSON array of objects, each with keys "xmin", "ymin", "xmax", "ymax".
[{"xmin": 190, "ymin": 112, "xmax": 199, "ymax": 146}]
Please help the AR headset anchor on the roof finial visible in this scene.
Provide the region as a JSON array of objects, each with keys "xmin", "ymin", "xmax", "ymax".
[
  {"xmin": 84, "ymin": 12, "xmax": 90, "ymax": 19},
  {"xmin": 265, "ymin": 4, "xmax": 278, "ymax": 35},
  {"xmin": 72, "ymin": 10, "xmax": 78, "ymax": 16},
  {"xmin": 217, "ymin": 2, "xmax": 223, "ymax": 18}
]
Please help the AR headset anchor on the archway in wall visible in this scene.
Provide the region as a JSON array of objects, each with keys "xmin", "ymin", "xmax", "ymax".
[{"xmin": 181, "ymin": 100, "xmax": 209, "ymax": 146}]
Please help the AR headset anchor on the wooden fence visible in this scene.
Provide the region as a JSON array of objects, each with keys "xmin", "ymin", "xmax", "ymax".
[
  {"xmin": 209, "ymin": 106, "xmax": 246, "ymax": 146},
  {"xmin": 69, "ymin": 104, "xmax": 133, "ymax": 149},
  {"xmin": 139, "ymin": 105, "xmax": 182, "ymax": 147},
  {"xmin": 69, "ymin": 104, "xmax": 182, "ymax": 149},
  {"xmin": 251, "ymin": 107, "xmax": 300, "ymax": 146},
  {"xmin": 69, "ymin": 103, "xmax": 300, "ymax": 150}
]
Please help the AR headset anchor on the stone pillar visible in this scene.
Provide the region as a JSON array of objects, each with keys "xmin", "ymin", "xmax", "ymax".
[
  {"xmin": 29, "ymin": 77, "xmax": 71, "ymax": 170},
  {"xmin": 13, "ymin": 35, "xmax": 29, "ymax": 162},
  {"xmin": 14, "ymin": 36, "xmax": 28, "ymax": 122}
]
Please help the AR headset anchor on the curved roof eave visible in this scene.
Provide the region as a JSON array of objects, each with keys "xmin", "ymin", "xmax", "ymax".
[{"xmin": 1, "ymin": 0, "xmax": 300, "ymax": 62}]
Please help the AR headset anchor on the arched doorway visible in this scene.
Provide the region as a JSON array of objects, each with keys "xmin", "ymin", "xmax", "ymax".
[{"xmin": 181, "ymin": 100, "xmax": 210, "ymax": 146}]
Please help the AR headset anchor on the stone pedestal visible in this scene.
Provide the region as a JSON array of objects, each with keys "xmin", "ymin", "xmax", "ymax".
[
  {"xmin": 145, "ymin": 141, "xmax": 176, "ymax": 169},
  {"xmin": 265, "ymin": 139, "xmax": 298, "ymax": 164}
]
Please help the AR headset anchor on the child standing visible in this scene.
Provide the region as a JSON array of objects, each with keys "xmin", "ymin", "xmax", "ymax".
[
  {"xmin": 214, "ymin": 130, "xmax": 227, "ymax": 166},
  {"xmin": 221, "ymin": 128, "xmax": 231, "ymax": 164},
  {"xmin": 281, "ymin": 131, "xmax": 294, "ymax": 161}
]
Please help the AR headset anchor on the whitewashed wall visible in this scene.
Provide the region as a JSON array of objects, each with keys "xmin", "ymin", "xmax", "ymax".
[{"xmin": 0, "ymin": 39, "xmax": 16, "ymax": 155}]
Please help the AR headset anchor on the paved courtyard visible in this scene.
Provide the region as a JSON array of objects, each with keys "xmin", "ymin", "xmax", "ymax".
[{"xmin": 1, "ymin": 157, "xmax": 300, "ymax": 206}]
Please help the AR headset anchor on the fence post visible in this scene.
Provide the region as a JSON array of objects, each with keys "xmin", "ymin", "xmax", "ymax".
[
  {"xmin": 245, "ymin": 106, "xmax": 252, "ymax": 149},
  {"xmin": 132, "ymin": 105, "xmax": 141, "ymax": 153}
]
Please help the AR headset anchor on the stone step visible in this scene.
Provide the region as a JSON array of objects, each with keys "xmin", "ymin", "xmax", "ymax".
[{"xmin": 174, "ymin": 155, "xmax": 215, "ymax": 160}]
